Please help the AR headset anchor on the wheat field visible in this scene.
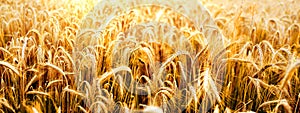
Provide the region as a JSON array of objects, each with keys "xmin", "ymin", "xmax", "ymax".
[{"xmin": 0, "ymin": 0, "xmax": 299, "ymax": 113}]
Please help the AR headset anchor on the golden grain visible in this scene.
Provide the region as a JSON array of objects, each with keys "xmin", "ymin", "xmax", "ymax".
[
  {"xmin": 0, "ymin": 0, "xmax": 299, "ymax": 112},
  {"xmin": 0, "ymin": 61, "xmax": 20, "ymax": 75}
]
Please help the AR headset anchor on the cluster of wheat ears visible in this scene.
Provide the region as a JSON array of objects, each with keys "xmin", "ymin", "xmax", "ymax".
[{"xmin": 0, "ymin": 0, "xmax": 300, "ymax": 113}]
